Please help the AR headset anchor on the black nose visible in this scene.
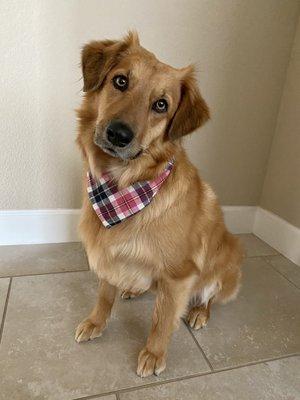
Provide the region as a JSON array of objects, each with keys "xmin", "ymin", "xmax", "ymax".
[{"xmin": 106, "ymin": 120, "xmax": 134, "ymax": 148}]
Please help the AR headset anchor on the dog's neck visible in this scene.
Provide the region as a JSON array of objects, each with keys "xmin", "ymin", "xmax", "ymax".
[{"xmin": 88, "ymin": 141, "xmax": 181, "ymax": 189}]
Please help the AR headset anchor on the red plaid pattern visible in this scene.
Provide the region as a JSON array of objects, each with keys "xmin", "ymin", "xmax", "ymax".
[{"xmin": 87, "ymin": 160, "xmax": 174, "ymax": 228}]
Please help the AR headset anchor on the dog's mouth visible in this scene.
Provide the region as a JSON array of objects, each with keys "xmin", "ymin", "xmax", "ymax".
[
  {"xmin": 131, "ymin": 149, "xmax": 143, "ymax": 159},
  {"xmin": 102, "ymin": 145, "xmax": 117, "ymax": 157},
  {"xmin": 97, "ymin": 140, "xmax": 143, "ymax": 161}
]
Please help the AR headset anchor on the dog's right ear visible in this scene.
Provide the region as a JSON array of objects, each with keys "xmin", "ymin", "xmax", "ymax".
[
  {"xmin": 167, "ymin": 66, "xmax": 210, "ymax": 140},
  {"xmin": 81, "ymin": 31, "xmax": 139, "ymax": 92}
]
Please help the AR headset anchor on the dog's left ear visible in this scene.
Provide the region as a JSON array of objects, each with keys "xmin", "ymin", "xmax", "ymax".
[{"xmin": 168, "ymin": 66, "xmax": 210, "ymax": 140}]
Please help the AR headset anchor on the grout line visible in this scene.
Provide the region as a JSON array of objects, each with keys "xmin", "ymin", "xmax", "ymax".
[
  {"xmin": 210, "ymin": 352, "xmax": 300, "ymax": 374},
  {"xmin": 117, "ymin": 353, "xmax": 300, "ymax": 395},
  {"xmin": 0, "ymin": 256, "xmax": 275, "ymax": 280},
  {"xmin": 73, "ymin": 391, "xmax": 119, "ymax": 400},
  {"xmin": 0, "ymin": 268, "xmax": 90, "ymax": 279},
  {"xmin": 183, "ymin": 320, "xmax": 213, "ymax": 371},
  {"xmin": 0, "ymin": 277, "xmax": 12, "ymax": 344},
  {"xmin": 72, "ymin": 353, "xmax": 300, "ymax": 400},
  {"xmin": 263, "ymin": 256, "xmax": 300, "ymax": 290}
]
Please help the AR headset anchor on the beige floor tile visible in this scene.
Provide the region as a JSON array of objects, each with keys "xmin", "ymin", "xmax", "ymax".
[
  {"xmin": 93, "ymin": 396, "xmax": 116, "ymax": 400},
  {"xmin": 0, "ymin": 278, "xmax": 10, "ymax": 322},
  {"xmin": 120, "ymin": 356, "xmax": 300, "ymax": 400},
  {"xmin": 191, "ymin": 257, "xmax": 300, "ymax": 369},
  {"xmin": 238, "ymin": 234, "xmax": 278, "ymax": 257},
  {"xmin": 0, "ymin": 242, "xmax": 88, "ymax": 277},
  {"xmin": 0, "ymin": 272, "xmax": 209, "ymax": 400},
  {"xmin": 265, "ymin": 255, "xmax": 300, "ymax": 288}
]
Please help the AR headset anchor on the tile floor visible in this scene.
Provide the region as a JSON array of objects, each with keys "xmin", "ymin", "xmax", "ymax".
[{"xmin": 0, "ymin": 234, "xmax": 299, "ymax": 400}]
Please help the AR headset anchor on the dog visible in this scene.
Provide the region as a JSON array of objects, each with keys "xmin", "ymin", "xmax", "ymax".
[{"xmin": 75, "ymin": 31, "xmax": 243, "ymax": 377}]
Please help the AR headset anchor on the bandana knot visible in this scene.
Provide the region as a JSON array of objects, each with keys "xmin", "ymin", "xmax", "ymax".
[{"xmin": 87, "ymin": 160, "xmax": 174, "ymax": 228}]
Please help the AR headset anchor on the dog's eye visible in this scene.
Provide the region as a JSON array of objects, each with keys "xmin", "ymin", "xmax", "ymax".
[
  {"xmin": 152, "ymin": 99, "xmax": 168, "ymax": 113},
  {"xmin": 113, "ymin": 75, "xmax": 128, "ymax": 91}
]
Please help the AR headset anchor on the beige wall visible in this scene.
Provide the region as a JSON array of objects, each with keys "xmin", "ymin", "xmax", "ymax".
[
  {"xmin": 260, "ymin": 17, "xmax": 300, "ymax": 228},
  {"xmin": 1, "ymin": 0, "xmax": 299, "ymax": 209}
]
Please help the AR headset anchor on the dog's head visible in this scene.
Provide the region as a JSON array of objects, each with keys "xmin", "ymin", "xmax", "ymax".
[{"xmin": 79, "ymin": 31, "xmax": 209, "ymax": 161}]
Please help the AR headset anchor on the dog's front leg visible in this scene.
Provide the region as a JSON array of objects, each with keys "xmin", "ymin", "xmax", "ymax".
[
  {"xmin": 75, "ymin": 279, "xmax": 116, "ymax": 342},
  {"xmin": 137, "ymin": 276, "xmax": 193, "ymax": 377}
]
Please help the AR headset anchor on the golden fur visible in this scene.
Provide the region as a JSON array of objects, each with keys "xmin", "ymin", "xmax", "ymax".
[{"xmin": 75, "ymin": 32, "xmax": 243, "ymax": 377}]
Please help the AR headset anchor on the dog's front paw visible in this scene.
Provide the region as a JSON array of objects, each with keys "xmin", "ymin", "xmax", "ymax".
[
  {"xmin": 75, "ymin": 319, "xmax": 105, "ymax": 343},
  {"xmin": 137, "ymin": 347, "xmax": 166, "ymax": 377}
]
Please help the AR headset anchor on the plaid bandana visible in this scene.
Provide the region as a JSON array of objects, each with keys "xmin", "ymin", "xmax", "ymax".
[{"xmin": 87, "ymin": 160, "xmax": 174, "ymax": 228}]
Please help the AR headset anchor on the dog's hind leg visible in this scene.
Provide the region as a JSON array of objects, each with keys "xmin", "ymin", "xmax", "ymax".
[{"xmin": 187, "ymin": 281, "xmax": 218, "ymax": 330}]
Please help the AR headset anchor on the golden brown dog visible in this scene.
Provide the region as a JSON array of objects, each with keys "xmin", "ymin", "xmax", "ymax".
[{"xmin": 75, "ymin": 31, "xmax": 243, "ymax": 377}]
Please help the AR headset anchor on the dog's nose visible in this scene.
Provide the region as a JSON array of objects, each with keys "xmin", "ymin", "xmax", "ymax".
[{"xmin": 106, "ymin": 120, "xmax": 134, "ymax": 148}]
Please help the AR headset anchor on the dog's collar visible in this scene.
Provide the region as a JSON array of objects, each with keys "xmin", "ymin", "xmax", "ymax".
[{"xmin": 87, "ymin": 159, "xmax": 174, "ymax": 228}]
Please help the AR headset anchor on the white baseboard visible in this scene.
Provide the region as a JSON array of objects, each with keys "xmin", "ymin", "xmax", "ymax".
[
  {"xmin": 1, "ymin": 207, "xmax": 299, "ymax": 267},
  {"xmin": 0, "ymin": 209, "xmax": 80, "ymax": 245},
  {"xmin": 253, "ymin": 207, "xmax": 300, "ymax": 266},
  {"xmin": 0, "ymin": 206, "xmax": 255, "ymax": 246}
]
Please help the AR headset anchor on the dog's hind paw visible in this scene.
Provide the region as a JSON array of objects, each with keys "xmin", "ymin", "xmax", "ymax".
[
  {"xmin": 187, "ymin": 306, "xmax": 209, "ymax": 330},
  {"xmin": 121, "ymin": 290, "xmax": 144, "ymax": 300}
]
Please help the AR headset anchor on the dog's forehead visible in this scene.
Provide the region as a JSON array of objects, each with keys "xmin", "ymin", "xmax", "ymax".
[{"xmin": 119, "ymin": 47, "xmax": 181, "ymax": 85}]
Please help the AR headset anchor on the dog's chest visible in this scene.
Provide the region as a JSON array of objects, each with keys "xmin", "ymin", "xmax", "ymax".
[
  {"xmin": 98, "ymin": 237, "xmax": 157, "ymax": 292},
  {"xmin": 100, "ymin": 261, "xmax": 153, "ymax": 293}
]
